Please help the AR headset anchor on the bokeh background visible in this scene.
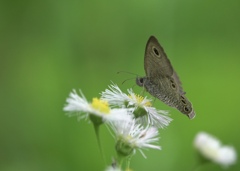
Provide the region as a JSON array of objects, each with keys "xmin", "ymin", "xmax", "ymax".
[{"xmin": 1, "ymin": 0, "xmax": 239, "ymax": 170}]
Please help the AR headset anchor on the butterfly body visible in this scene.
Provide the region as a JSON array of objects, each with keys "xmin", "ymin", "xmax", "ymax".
[{"xmin": 136, "ymin": 36, "xmax": 195, "ymax": 119}]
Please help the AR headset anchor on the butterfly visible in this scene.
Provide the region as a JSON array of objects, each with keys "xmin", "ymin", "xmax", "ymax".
[{"xmin": 136, "ymin": 36, "xmax": 195, "ymax": 119}]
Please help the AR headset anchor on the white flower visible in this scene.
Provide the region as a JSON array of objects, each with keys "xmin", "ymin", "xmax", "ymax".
[
  {"xmin": 101, "ymin": 83, "xmax": 172, "ymax": 128},
  {"xmin": 101, "ymin": 83, "xmax": 130, "ymax": 107},
  {"xmin": 194, "ymin": 132, "xmax": 237, "ymax": 167},
  {"xmin": 109, "ymin": 119, "xmax": 161, "ymax": 158},
  {"xmin": 135, "ymin": 107, "xmax": 172, "ymax": 129},
  {"xmin": 63, "ymin": 89, "xmax": 132, "ymax": 124}
]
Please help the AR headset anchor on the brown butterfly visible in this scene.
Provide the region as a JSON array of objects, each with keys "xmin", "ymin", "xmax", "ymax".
[{"xmin": 136, "ymin": 36, "xmax": 195, "ymax": 119}]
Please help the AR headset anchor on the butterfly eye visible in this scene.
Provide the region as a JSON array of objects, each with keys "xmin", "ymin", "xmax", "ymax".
[
  {"xmin": 170, "ymin": 79, "xmax": 176, "ymax": 89},
  {"xmin": 184, "ymin": 106, "xmax": 189, "ymax": 112},
  {"xmin": 181, "ymin": 96, "xmax": 186, "ymax": 105},
  {"xmin": 171, "ymin": 83, "xmax": 176, "ymax": 89},
  {"xmin": 139, "ymin": 78, "xmax": 144, "ymax": 83},
  {"xmin": 152, "ymin": 47, "xmax": 160, "ymax": 56}
]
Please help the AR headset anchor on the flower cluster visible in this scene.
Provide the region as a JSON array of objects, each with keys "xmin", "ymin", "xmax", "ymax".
[
  {"xmin": 63, "ymin": 83, "xmax": 237, "ymax": 170},
  {"xmin": 63, "ymin": 83, "xmax": 172, "ymax": 169}
]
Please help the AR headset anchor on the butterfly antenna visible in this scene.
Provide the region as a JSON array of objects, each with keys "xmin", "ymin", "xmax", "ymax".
[
  {"xmin": 121, "ymin": 77, "xmax": 136, "ymax": 85},
  {"xmin": 117, "ymin": 71, "xmax": 140, "ymax": 77}
]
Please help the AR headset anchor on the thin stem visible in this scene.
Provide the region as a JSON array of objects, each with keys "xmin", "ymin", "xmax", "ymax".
[
  {"xmin": 117, "ymin": 154, "xmax": 124, "ymax": 168},
  {"xmin": 126, "ymin": 156, "xmax": 132, "ymax": 170},
  {"xmin": 93, "ymin": 124, "xmax": 106, "ymax": 165}
]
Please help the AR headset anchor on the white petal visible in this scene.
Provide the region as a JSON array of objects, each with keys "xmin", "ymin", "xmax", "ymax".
[
  {"xmin": 63, "ymin": 89, "xmax": 90, "ymax": 112},
  {"xmin": 216, "ymin": 146, "xmax": 237, "ymax": 166}
]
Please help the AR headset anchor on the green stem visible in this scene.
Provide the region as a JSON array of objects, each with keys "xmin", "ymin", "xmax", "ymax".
[
  {"xmin": 93, "ymin": 124, "xmax": 106, "ymax": 165},
  {"xmin": 116, "ymin": 153, "xmax": 124, "ymax": 168},
  {"xmin": 126, "ymin": 155, "xmax": 132, "ymax": 170}
]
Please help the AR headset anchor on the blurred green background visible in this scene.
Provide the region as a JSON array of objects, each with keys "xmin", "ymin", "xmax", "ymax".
[{"xmin": 1, "ymin": 0, "xmax": 239, "ymax": 170}]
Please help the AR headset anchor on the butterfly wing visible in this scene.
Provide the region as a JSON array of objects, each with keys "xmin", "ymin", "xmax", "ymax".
[
  {"xmin": 144, "ymin": 36, "xmax": 173, "ymax": 79},
  {"xmin": 143, "ymin": 36, "xmax": 195, "ymax": 119},
  {"xmin": 144, "ymin": 36, "xmax": 184, "ymax": 95}
]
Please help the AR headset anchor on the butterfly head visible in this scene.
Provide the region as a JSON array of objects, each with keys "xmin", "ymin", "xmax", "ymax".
[{"xmin": 136, "ymin": 77, "xmax": 146, "ymax": 87}]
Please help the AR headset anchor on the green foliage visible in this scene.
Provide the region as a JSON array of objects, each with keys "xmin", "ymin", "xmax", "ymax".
[{"xmin": 0, "ymin": 0, "xmax": 239, "ymax": 170}]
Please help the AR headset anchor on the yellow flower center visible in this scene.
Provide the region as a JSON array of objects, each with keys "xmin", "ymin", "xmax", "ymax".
[
  {"xmin": 91, "ymin": 98, "xmax": 110, "ymax": 114},
  {"xmin": 129, "ymin": 94, "xmax": 152, "ymax": 107}
]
